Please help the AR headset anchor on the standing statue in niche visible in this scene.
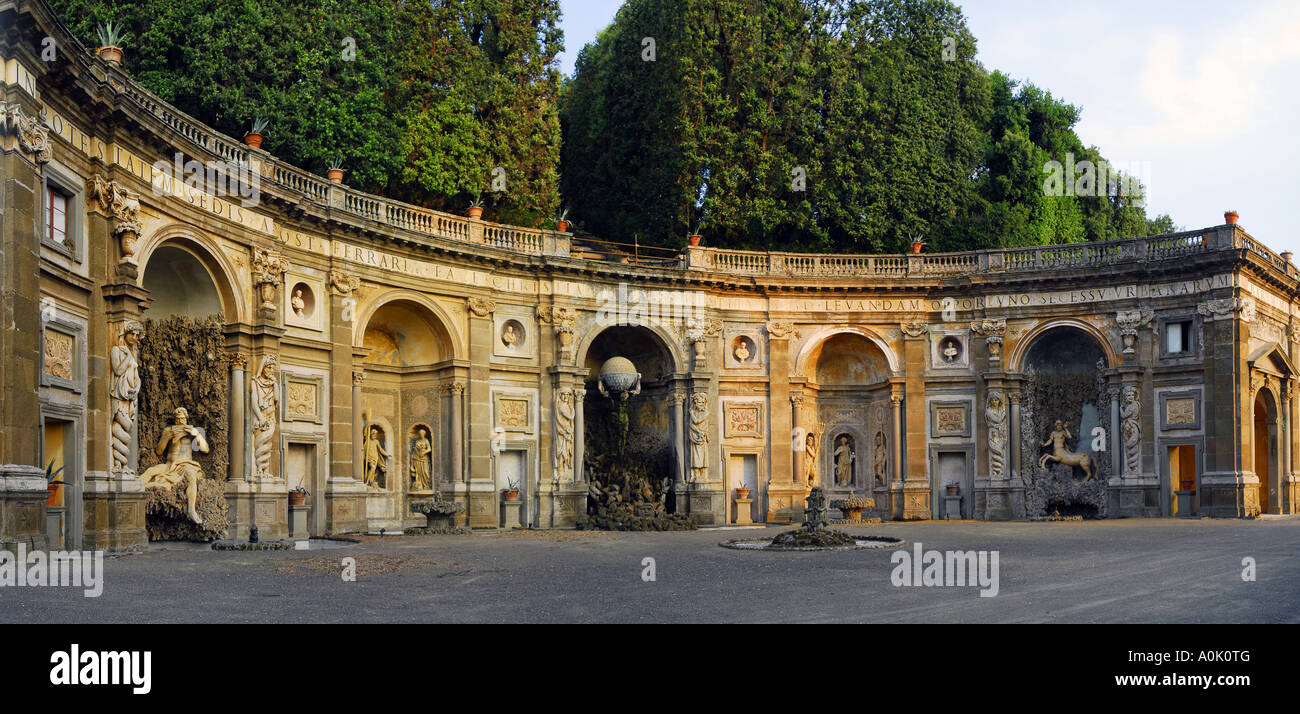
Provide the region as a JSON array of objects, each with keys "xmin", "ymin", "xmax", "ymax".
[
  {"xmin": 364, "ymin": 425, "xmax": 390, "ymax": 488},
  {"xmin": 986, "ymin": 391, "xmax": 1007, "ymax": 477},
  {"xmin": 834, "ymin": 435, "xmax": 855, "ymax": 487},
  {"xmin": 140, "ymin": 408, "xmax": 209, "ymax": 524},
  {"xmin": 554, "ymin": 390, "xmax": 575, "ymax": 482},
  {"xmin": 109, "ymin": 320, "xmax": 144, "ymax": 475},
  {"xmin": 409, "ymin": 427, "xmax": 432, "ymax": 490},
  {"xmin": 873, "ymin": 430, "xmax": 888, "ymax": 486},
  {"xmin": 804, "ymin": 432, "xmax": 819, "ymax": 485},
  {"xmin": 250, "ymin": 355, "xmax": 279, "ymax": 479},
  {"xmin": 688, "ymin": 393, "xmax": 709, "ymax": 483},
  {"xmin": 1121, "ymin": 386, "xmax": 1142, "ymax": 474},
  {"xmin": 1038, "ymin": 420, "xmax": 1096, "ymax": 481}
]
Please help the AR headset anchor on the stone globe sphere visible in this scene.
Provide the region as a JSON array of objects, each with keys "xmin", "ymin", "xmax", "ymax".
[{"xmin": 598, "ymin": 357, "xmax": 640, "ymax": 394}]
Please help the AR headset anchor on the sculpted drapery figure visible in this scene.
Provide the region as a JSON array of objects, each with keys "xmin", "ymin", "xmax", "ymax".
[
  {"xmin": 250, "ymin": 355, "xmax": 279, "ymax": 479},
  {"xmin": 834, "ymin": 435, "xmax": 854, "ymax": 487},
  {"xmin": 554, "ymin": 390, "xmax": 575, "ymax": 482},
  {"xmin": 873, "ymin": 430, "xmax": 887, "ymax": 486},
  {"xmin": 409, "ymin": 427, "xmax": 433, "ymax": 490},
  {"xmin": 986, "ymin": 391, "xmax": 1007, "ymax": 477},
  {"xmin": 364, "ymin": 425, "xmax": 390, "ymax": 488},
  {"xmin": 804, "ymin": 432, "xmax": 819, "ymax": 485},
  {"xmin": 1121, "ymin": 386, "xmax": 1142, "ymax": 473},
  {"xmin": 141, "ymin": 408, "xmax": 209, "ymax": 524},
  {"xmin": 109, "ymin": 320, "xmax": 144, "ymax": 475},
  {"xmin": 688, "ymin": 393, "xmax": 709, "ymax": 482}
]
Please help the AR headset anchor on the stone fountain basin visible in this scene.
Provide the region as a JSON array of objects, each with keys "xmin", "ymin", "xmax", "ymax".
[{"xmin": 720, "ymin": 535, "xmax": 904, "ymax": 552}]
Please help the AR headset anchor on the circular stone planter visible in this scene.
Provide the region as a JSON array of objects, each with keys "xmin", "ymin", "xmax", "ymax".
[
  {"xmin": 211, "ymin": 539, "xmax": 293, "ymax": 551},
  {"xmin": 720, "ymin": 535, "xmax": 905, "ymax": 552}
]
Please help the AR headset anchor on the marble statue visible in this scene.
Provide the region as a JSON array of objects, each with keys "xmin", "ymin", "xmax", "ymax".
[
  {"xmin": 688, "ymin": 393, "xmax": 709, "ymax": 482},
  {"xmin": 364, "ymin": 425, "xmax": 390, "ymax": 488},
  {"xmin": 986, "ymin": 391, "xmax": 1007, "ymax": 477},
  {"xmin": 873, "ymin": 430, "xmax": 887, "ymax": 486},
  {"xmin": 834, "ymin": 435, "xmax": 854, "ymax": 487},
  {"xmin": 250, "ymin": 355, "xmax": 279, "ymax": 479},
  {"xmin": 409, "ymin": 427, "xmax": 432, "ymax": 490},
  {"xmin": 140, "ymin": 408, "xmax": 209, "ymax": 524},
  {"xmin": 502, "ymin": 323, "xmax": 518, "ymax": 348},
  {"xmin": 1121, "ymin": 386, "xmax": 1142, "ymax": 474},
  {"xmin": 554, "ymin": 390, "xmax": 575, "ymax": 482},
  {"xmin": 109, "ymin": 320, "xmax": 143, "ymax": 475},
  {"xmin": 734, "ymin": 339, "xmax": 750, "ymax": 362},
  {"xmin": 291, "ymin": 288, "xmax": 306, "ymax": 318},
  {"xmin": 804, "ymin": 432, "xmax": 819, "ymax": 485},
  {"xmin": 1038, "ymin": 420, "xmax": 1096, "ymax": 480}
]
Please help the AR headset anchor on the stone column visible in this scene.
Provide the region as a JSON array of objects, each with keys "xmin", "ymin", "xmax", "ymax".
[
  {"xmin": 465, "ymin": 298, "xmax": 496, "ymax": 528},
  {"xmin": 901, "ymin": 326, "xmax": 931, "ymax": 520},
  {"xmin": 1008, "ymin": 388, "xmax": 1022, "ymax": 481},
  {"xmin": 229, "ymin": 354, "xmax": 247, "ymax": 481},
  {"xmin": 352, "ymin": 370, "xmax": 365, "ymax": 481},
  {"xmin": 323, "ymin": 271, "xmax": 365, "ymax": 536},
  {"xmin": 449, "ymin": 382, "xmax": 465, "ymax": 483},
  {"xmin": 671, "ymin": 391, "xmax": 685, "ymax": 489},
  {"xmin": 574, "ymin": 387, "xmax": 586, "ymax": 484},
  {"xmin": 1289, "ymin": 377, "xmax": 1300, "ymax": 514},
  {"xmin": 764, "ymin": 322, "xmax": 796, "ymax": 523},
  {"xmin": 889, "ymin": 391, "xmax": 904, "ymax": 520}
]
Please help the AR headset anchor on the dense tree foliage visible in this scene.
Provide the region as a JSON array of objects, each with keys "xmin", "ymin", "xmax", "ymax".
[
  {"xmin": 560, "ymin": 0, "xmax": 1174, "ymax": 251},
  {"xmin": 50, "ymin": 0, "xmax": 563, "ymax": 225},
  {"xmin": 50, "ymin": 0, "xmax": 1173, "ymax": 250}
]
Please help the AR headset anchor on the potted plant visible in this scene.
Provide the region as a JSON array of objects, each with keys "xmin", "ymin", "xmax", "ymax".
[
  {"xmin": 1224, "ymin": 210, "xmax": 1239, "ymax": 225},
  {"xmin": 289, "ymin": 487, "xmax": 309, "ymax": 506},
  {"xmin": 910, "ymin": 236, "xmax": 927, "ymax": 254},
  {"xmin": 45, "ymin": 459, "xmax": 65, "ymax": 507},
  {"xmin": 946, "ymin": 483, "xmax": 960, "ymax": 496},
  {"xmin": 467, "ymin": 192, "xmax": 484, "ymax": 220},
  {"xmin": 556, "ymin": 206, "xmax": 570, "ymax": 233},
  {"xmin": 502, "ymin": 478, "xmax": 520, "ymax": 502},
  {"xmin": 735, "ymin": 485, "xmax": 750, "ymax": 500},
  {"xmin": 244, "ymin": 116, "xmax": 269, "ymax": 149},
  {"xmin": 687, "ymin": 215, "xmax": 704, "ymax": 246},
  {"xmin": 95, "ymin": 21, "xmax": 127, "ymax": 66},
  {"xmin": 327, "ymin": 154, "xmax": 345, "ymax": 184}
]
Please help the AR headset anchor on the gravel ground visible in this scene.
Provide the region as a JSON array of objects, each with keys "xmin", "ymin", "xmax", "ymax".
[{"xmin": 1, "ymin": 517, "xmax": 1296, "ymax": 623}]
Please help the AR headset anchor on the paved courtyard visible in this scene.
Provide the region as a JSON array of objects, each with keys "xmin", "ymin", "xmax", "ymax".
[{"xmin": 2, "ymin": 518, "xmax": 1297, "ymax": 624}]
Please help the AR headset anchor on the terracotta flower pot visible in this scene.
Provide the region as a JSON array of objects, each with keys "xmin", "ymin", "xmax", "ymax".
[
  {"xmin": 96, "ymin": 45, "xmax": 123, "ymax": 66},
  {"xmin": 46, "ymin": 482, "xmax": 60, "ymax": 507},
  {"xmin": 244, "ymin": 131, "xmax": 265, "ymax": 149},
  {"xmin": 502, "ymin": 489, "xmax": 519, "ymax": 502},
  {"xmin": 735, "ymin": 488, "xmax": 750, "ymax": 500},
  {"xmin": 912, "ymin": 241, "xmax": 924, "ymax": 254},
  {"xmin": 946, "ymin": 484, "xmax": 960, "ymax": 496},
  {"xmin": 688, "ymin": 234, "xmax": 702, "ymax": 247},
  {"xmin": 468, "ymin": 206, "xmax": 484, "ymax": 220},
  {"xmin": 289, "ymin": 491, "xmax": 308, "ymax": 506},
  {"xmin": 557, "ymin": 220, "xmax": 569, "ymax": 233},
  {"xmin": 327, "ymin": 168, "xmax": 344, "ymax": 184},
  {"xmin": 1224, "ymin": 211, "xmax": 1239, "ymax": 225}
]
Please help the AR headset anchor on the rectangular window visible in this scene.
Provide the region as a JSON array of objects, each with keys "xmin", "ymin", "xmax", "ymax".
[
  {"xmin": 1165, "ymin": 320, "xmax": 1192, "ymax": 355},
  {"xmin": 47, "ymin": 186, "xmax": 69, "ymax": 248}
]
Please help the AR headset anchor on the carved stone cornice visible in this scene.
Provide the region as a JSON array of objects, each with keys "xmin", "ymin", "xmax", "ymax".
[
  {"xmin": 1198, "ymin": 297, "xmax": 1255, "ymax": 324},
  {"xmin": 537, "ymin": 305, "xmax": 576, "ymax": 332},
  {"xmin": 900, "ymin": 322, "xmax": 928, "ymax": 338},
  {"xmin": 970, "ymin": 319, "xmax": 1007, "ymax": 339},
  {"xmin": 1, "ymin": 102, "xmax": 52, "ymax": 164},
  {"xmin": 766, "ymin": 322, "xmax": 794, "ymax": 339},
  {"xmin": 329, "ymin": 268, "xmax": 361, "ymax": 295},
  {"xmin": 467, "ymin": 297, "xmax": 496, "ymax": 317}
]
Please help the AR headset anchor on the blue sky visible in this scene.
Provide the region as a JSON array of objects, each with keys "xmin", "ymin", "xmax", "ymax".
[{"xmin": 556, "ymin": 0, "xmax": 1300, "ymax": 255}]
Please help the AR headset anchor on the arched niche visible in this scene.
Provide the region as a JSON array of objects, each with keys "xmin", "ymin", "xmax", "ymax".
[
  {"xmin": 136, "ymin": 226, "xmax": 245, "ymax": 323},
  {"xmin": 359, "ymin": 299, "xmax": 455, "ymax": 368},
  {"xmin": 582, "ymin": 325, "xmax": 677, "ymax": 386},
  {"xmin": 1009, "ymin": 319, "xmax": 1118, "ymax": 373},
  {"xmin": 793, "ymin": 326, "xmax": 900, "ymax": 378}
]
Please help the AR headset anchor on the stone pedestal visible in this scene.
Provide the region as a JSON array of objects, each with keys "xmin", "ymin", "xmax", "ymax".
[
  {"xmin": 323, "ymin": 480, "xmax": 367, "ymax": 535},
  {"xmin": 901, "ymin": 483, "xmax": 930, "ymax": 521},
  {"xmin": 983, "ymin": 482, "xmax": 1014, "ymax": 521},
  {"xmin": 733, "ymin": 497, "xmax": 753, "ymax": 525},
  {"xmin": 943, "ymin": 494, "xmax": 962, "ymax": 520},
  {"xmin": 289, "ymin": 504, "xmax": 310, "ymax": 538},
  {"xmin": 500, "ymin": 500, "xmax": 522, "ymax": 529},
  {"xmin": 688, "ymin": 486, "xmax": 723, "ymax": 525},
  {"xmin": 765, "ymin": 485, "xmax": 807, "ymax": 523}
]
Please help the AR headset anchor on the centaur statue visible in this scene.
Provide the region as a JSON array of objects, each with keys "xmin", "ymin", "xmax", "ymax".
[{"xmin": 1039, "ymin": 420, "xmax": 1096, "ymax": 481}]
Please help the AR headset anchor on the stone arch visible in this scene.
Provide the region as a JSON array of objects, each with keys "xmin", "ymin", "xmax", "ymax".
[
  {"xmin": 575, "ymin": 321, "xmax": 683, "ymax": 378},
  {"xmin": 136, "ymin": 223, "xmax": 247, "ymax": 323},
  {"xmin": 1008, "ymin": 318, "xmax": 1119, "ymax": 373},
  {"xmin": 1253, "ymin": 386, "xmax": 1279, "ymax": 514},
  {"xmin": 793, "ymin": 326, "xmax": 901, "ymax": 380},
  {"xmin": 353, "ymin": 290, "xmax": 463, "ymax": 365}
]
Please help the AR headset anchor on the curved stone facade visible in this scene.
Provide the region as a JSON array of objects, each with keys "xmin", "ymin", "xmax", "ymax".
[{"xmin": 2, "ymin": 0, "xmax": 1297, "ymax": 550}]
